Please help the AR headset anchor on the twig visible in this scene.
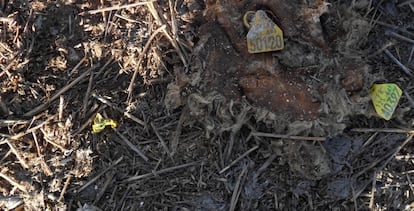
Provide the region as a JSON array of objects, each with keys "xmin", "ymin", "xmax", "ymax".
[
  {"xmin": 93, "ymin": 172, "xmax": 114, "ymax": 205},
  {"xmin": 0, "ymin": 172, "xmax": 27, "ymax": 193},
  {"xmin": 40, "ymin": 128, "xmax": 68, "ymax": 153},
  {"xmin": 0, "ymin": 116, "xmax": 54, "ymax": 146},
  {"xmin": 77, "ymin": 156, "xmax": 123, "ymax": 193},
  {"xmin": 398, "ymin": 0, "xmax": 414, "ymax": 7},
  {"xmin": 219, "ymin": 146, "xmax": 259, "ymax": 174},
  {"xmin": 24, "ymin": 65, "xmax": 97, "ymax": 117},
  {"xmin": 409, "ymin": 45, "xmax": 414, "ymax": 63},
  {"xmin": 0, "ymin": 196, "xmax": 23, "ymax": 210},
  {"xmin": 5, "ymin": 140, "xmax": 29, "ymax": 169},
  {"xmin": 11, "ymin": 116, "xmax": 54, "ymax": 140},
  {"xmin": 0, "ymin": 17, "xmax": 14, "ymax": 23},
  {"xmin": 351, "ymin": 128, "xmax": 414, "ymax": 134},
  {"xmin": 58, "ymin": 96, "xmax": 64, "ymax": 121},
  {"xmin": 384, "ymin": 49, "xmax": 414, "ymax": 77},
  {"xmin": 229, "ymin": 164, "xmax": 247, "ymax": 211},
  {"xmin": 32, "ymin": 132, "xmax": 52, "ymax": 176},
  {"xmin": 168, "ymin": 0, "xmax": 178, "ymax": 40},
  {"xmin": 368, "ymin": 170, "xmax": 377, "ymax": 210},
  {"xmin": 124, "ymin": 162, "xmax": 198, "ymax": 182},
  {"xmin": 114, "ymin": 129, "xmax": 149, "ymax": 162},
  {"xmin": 0, "ymin": 119, "xmax": 29, "ymax": 127},
  {"xmin": 127, "ymin": 25, "xmax": 166, "ymax": 102},
  {"xmin": 150, "ymin": 122, "xmax": 173, "ymax": 160},
  {"xmin": 251, "ymin": 132, "xmax": 326, "ymax": 141},
  {"xmin": 404, "ymin": 90, "xmax": 414, "ymax": 108},
  {"xmin": 69, "ymin": 56, "xmax": 87, "ymax": 76},
  {"xmin": 362, "ymin": 132, "xmax": 378, "ymax": 149},
  {"xmin": 79, "ymin": 1, "xmax": 156, "ymax": 15},
  {"xmin": 355, "ymin": 133, "xmax": 414, "ymax": 179},
  {"xmin": 171, "ymin": 108, "xmax": 186, "ymax": 155},
  {"xmin": 378, "ymin": 133, "xmax": 414, "ymax": 171},
  {"xmin": 371, "ymin": 19, "xmax": 414, "ymax": 38},
  {"xmin": 257, "ymin": 153, "xmax": 278, "ymax": 176},
  {"xmin": 82, "ymin": 65, "xmax": 95, "ymax": 117},
  {"xmin": 386, "ymin": 31, "xmax": 414, "ymax": 45},
  {"xmin": 406, "ymin": 174, "xmax": 414, "ymax": 195},
  {"xmin": 72, "ymin": 106, "xmax": 105, "ymax": 135},
  {"xmin": 225, "ymin": 132, "xmax": 236, "ymax": 164},
  {"xmin": 58, "ymin": 175, "xmax": 72, "ymax": 202},
  {"xmin": 146, "ymin": 2, "xmax": 188, "ymax": 67},
  {"xmin": 91, "ymin": 93, "xmax": 145, "ymax": 126},
  {"xmin": 410, "ymin": 3, "xmax": 414, "ymax": 12},
  {"xmin": 0, "ymin": 50, "xmax": 23, "ymax": 78},
  {"xmin": 367, "ymin": 41, "xmax": 395, "ymax": 58},
  {"xmin": 114, "ymin": 14, "xmax": 139, "ymax": 23}
]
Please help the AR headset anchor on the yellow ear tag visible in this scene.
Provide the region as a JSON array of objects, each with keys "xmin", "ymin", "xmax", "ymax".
[
  {"xmin": 92, "ymin": 113, "xmax": 117, "ymax": 133},
  {"xmin": 245, "ymin": 10, "xmax": 284, "ymax": 53},
  {"xmin": 370, "ymin": 83, "xmax": 402, "ymax": 120}
]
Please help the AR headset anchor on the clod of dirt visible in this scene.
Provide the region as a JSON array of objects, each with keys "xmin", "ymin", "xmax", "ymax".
[
  {"xmin": 324, "ymin": 177, "xmax": 352, "ymax": 199},
  {"xmin": 194, "ymin": 192, "xmax": 227, "ymax": 211},
  {"xmin": 183, "ymin": 0, "xmax": 376, "ymax": 136},
  {"xmin": 286, "ymin": 141, "xmax": 332, "ymax": 180},
  {"xmin": 323, "ymin": 136, "xmax": 352, "ymax": 172}
]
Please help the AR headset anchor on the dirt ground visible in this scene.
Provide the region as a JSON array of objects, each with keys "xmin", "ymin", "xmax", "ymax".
[{"xmin": 1, "ymin": 0, "xmax": 414, "ymax": 210}]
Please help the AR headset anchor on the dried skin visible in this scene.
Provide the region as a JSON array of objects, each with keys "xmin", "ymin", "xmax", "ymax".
[
  {"xmin": 200, "ymin": 0, "xmax": 327, "ymax": 120},
  {"xmin": 240, "ymin": 73, "xmax": 319, "ymax": 120},
  {"xmin": 197, "ymin": 0, "xmax": 368, "ymax": 122}
]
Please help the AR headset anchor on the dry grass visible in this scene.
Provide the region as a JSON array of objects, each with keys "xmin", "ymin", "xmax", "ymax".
[{"xmin": 0, "ymin": 0, "xmax": 414, "ymax": 210}]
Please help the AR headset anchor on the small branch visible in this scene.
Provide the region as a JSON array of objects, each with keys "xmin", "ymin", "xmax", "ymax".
[
  {"xmin": 0, "ymin": 172, "xmax": 27, "ymax": 193},
  {"xmin": 0, "ymin": 17, "xmax": 14, "ymax": 23},
  {"xmin": 69, "ymin": 56, "xmax": 87, "ymax": 76},
  {"xmin": 82, "ymin": 66, "xmax": 95, "ymax": 117},
  {"xmin": 58, "ymin": 175, "xmax": 72, "ymax": 202},
  {"xmin": 229, "ymin": 164, "xmax": 248, "ymax": 211},
  {"xmin": 93, "ymin": 172, "xmax": 114, "ymax": 205},
  {"xmin": 0, "ymin": 119, "xmax": 29, "ymax": 127},
  {"xmin": 219, "ymin": 146, "xmax": 259, "ymax": 174},
  {"xmin": 351, "ymin": 128, "xmax": 414, "ymax": 134},
  {"xmin": 72, "ymin": 106, "xmax": 105, "ymax": 135},
  {"xmin": 368, "ymin": 170, "xmax": 377, "ymax": 210},
  {"xmin": 398, "ymin": 0, "xmax": 414, "ymax": 7},
  {"xmin": 124, "ymin": 162, "xmax": 198, "ymax": 182},
  {"xmin": 40, "ymin": 128, "xmax": 68, "ymax": 153},
  {"xmin": 58, "ymin": 96, "xmax": 64, "ymax": 121},
  {"xmin": 251, "ymin": 132, "xmax": 326, "ymax": 141},
  {"xmin": 386, "ymin": 31, "xmax": 414, "ymax": 45},
  {"xmin": 10, "ymin": 116, "xmax": 54, "ymax": 140},
  {"xmin": 384, "ymin": 49, "xmax": 414, "ymax": 77},
  {"xmin": 127, "ymin": 25, "xmax": 166, "ymax": 102},
  {"xmin": 79, "ymin": 1, "xmax": 156, "ymax": 15},
  {"xmin": 409, "ymin": 45, "xmax": 414, "ymax": 63},
  {"xmin": 114, "ymin": 129, "xmax": 149, "ymax": 162},
  {"xmin": 5, "ymin": 140, "xmax": 29, "ymax": 169},
  {"xmin": 32, "ymin": 132, "xmax": 52, "ymax": 176},
  {"xmin": 77, "ymin": 157, "xmax": 123, "ymax": 193},
  {"xmin": 24, "ymin": 65, "xmax": 97, "ymax": 117},
  {"xmin": 151, "ymin": 122, "xmax": 173, "ymax": 160}
]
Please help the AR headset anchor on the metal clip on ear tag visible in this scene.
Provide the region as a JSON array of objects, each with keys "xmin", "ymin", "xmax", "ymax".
[{"xmin": 244, "ymin": 10, "xmax": 284, "ymax": 54}]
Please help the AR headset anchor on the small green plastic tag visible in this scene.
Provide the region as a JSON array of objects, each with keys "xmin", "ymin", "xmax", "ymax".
[
  {"xmin": 370, "ymin": 83, "xmax": 402, "ymax": 120},
  {"xmin": 92, "ymin": 113, "xmax": 117, "ymax": 133}
]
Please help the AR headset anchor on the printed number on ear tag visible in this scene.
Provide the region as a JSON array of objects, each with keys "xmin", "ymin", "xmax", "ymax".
[
  {"xmin": 370, "ymin": 83, "xmax": 402, "ymax": 121},
  {"xmin": 92, "ymin": 113, "xmax": 117, "ymax": 133},
  {"xmin": 245, "ymin": 10, "xmax": 284, "ymax": 54}
]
